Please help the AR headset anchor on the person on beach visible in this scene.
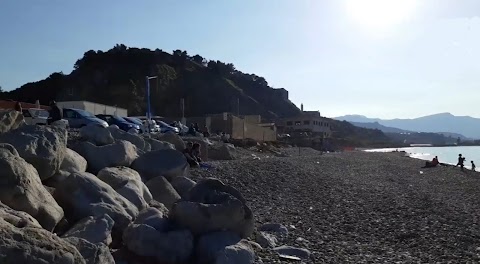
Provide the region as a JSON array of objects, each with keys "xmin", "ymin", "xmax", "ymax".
[
  {"xmin": 183, "ymin": 142, "xmax": 199, "ymax": 167},
  {"xmin": 191, "ymin": 143, "xmax": 202, "ymax": 163},
  {"xmin": 456, "ymin": 154, "xmax": 466, "ymax": 171},
  {"xmin": 471, "ymin": 161, "xmax": 476, "ymax": 171},
  {"xmin": 423, "ymin": 156, "xmax": 439, "ymax": 168}
]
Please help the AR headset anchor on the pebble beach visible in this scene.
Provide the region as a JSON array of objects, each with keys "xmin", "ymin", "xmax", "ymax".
[{"xmin": 192, "ymin": 151, "xmax": 480, "ymax": 263}]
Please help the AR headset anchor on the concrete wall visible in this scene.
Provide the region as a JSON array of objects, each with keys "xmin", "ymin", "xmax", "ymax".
[
  {"xmin": 57, "ymin": 101, "xmax": 128, "ymax": 116},
  {"xmin": 230, "ymin": 115, "xmax": 276, "ymax": 142}
]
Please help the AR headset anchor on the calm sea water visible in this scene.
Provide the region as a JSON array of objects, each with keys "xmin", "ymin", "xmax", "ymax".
[{"xmin": 365, "ymin": 146, "xmax": 480, "ymax": 170}]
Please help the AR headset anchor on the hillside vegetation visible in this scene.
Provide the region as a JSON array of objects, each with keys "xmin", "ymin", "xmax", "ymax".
[{"xmin": 2, "ymin": 44, "xmax": 392, "ymax": 147}]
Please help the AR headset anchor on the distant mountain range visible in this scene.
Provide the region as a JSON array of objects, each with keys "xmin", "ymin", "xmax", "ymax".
[{"xmin": 335, "ymin": 113, "xmax": 480, "ymax": 139}]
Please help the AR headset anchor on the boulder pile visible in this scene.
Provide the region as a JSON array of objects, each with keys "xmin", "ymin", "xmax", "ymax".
[{"xmin": 0, "ymin": 111, "xmax": 257, "ymax": 264}]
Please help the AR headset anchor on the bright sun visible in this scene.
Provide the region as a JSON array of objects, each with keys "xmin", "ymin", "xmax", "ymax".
[{"xmin": 345, "ymin": 0, "xmax": 418, "ymax": 33}]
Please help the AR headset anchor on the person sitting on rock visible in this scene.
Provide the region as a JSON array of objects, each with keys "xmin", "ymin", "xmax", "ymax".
[
  {"xmin": 188, "ymin": 124, "xmax": 197, "ymax": 136},
  {"xmin": 422, "ymin": 156, "xmax": 439, "ymax": 168},
  {"xmin": 183, "ymin": 142, "xmax": 199, "ymax": 167},
  {"xmin": 48, "ymin": 101, "xmax": 62, "ymax": 125},
  {"xmin": 192, "ymin": 143, "xmax": 202, "ymax": 163},
  {"xmin": 14, "ymin": 101, "xmax": 22, "ymax": 112},
  {"xmin": 202, "ymin": 126, "xmax": 210, "ymax": 137}
]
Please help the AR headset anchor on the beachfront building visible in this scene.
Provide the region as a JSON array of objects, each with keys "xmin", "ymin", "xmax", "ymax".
[{"xmin": 276, "ymin": 110, "xmax": 332, "ymax": 137}]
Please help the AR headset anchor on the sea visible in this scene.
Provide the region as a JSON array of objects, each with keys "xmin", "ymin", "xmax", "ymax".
[{"xmin": 365, "ymin": 146, "xmax": 480, "ymax": 171}]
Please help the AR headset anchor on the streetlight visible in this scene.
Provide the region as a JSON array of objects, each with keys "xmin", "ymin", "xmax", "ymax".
[{"xmin": 146, "ymin": 75, "xmax": 157, "ymax": 133}]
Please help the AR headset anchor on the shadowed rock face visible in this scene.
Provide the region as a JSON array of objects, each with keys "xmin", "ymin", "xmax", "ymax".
[
  {"xmin": 131, "ymin": 149, "xmax": 188, "ymax": 181},
  {"xmin": 171, "ymin": 178, "xmax": 254, "ymax": 238},
  {"xmin": 0, "ymin": 148, "xmax": 64, "ymax": 231},
  {"xmin": 53, "ymin": 171, "xmax": 138, "ymax": 236},
  {"xmin": 0, "ymin": 218, "xmax": 86, "ymax": 264}
]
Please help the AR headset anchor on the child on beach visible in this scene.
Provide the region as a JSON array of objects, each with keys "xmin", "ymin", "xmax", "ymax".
[
  {"xmin": 422, "ymin": 156, "xmax": 439, "ymax": 168},
  {"xmin": 472, "ymin": 161, "xmax": 476, "ymax": 171}
]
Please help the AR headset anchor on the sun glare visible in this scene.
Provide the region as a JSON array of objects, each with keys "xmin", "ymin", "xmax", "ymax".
[{"xmin": 345, "ymin": 0, "xmax": 418, "ymax": 34}]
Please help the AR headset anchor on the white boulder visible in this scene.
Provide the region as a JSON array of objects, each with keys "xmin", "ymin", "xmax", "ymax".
[
  {"xmin": 61, "ymin": 148, "xmax": 87, "ymax": 173},
  {"xmin": 107, "ymin": 126, "xmax": 150, "ymax": 152},
  {"xmin": 80, "ymin": 124, "xmax": 114, "ymax": 146},
  {"xmin": 0, "ymin": 148, "xmax": 64, "ymax": 231},
  {"xmin": 131, "ymin": 149, "xmax": 188, "ymax": 181},
  {"xmin": 0, "ymin": 125, "xmax": 67, "ymax": 180},
  {"xmin": 53, "ymin": 172, "xmax": 139, "ymax": 235},
  {"xmin": 0, "ymin": 109, "xmax": 25, "ymax": 133},
  {"xmin": 0, "ymin": 218, "xmax": 85, "ymax": 264},
  {"xmin": 145, "ymin": 176, "xmax": 181, "ymax": 210},
  {"xmin": 172, "ymin": 178, "xmax": 254, "ymax": 238},
  {"xmin": 70, "ymin": 140, "xmax": 138, "ymax": 174},
  {"xmin": 64, "ymin": 237, "xmax": 115, "ymax": 264},
  {"xmin": 62, "ymin": 214, "xmax": 115, "ymax": 246},
  {"xmin": 97, "ymin": 167, "xmax": 152, "ymax": 210},
  {"xmin": 196, "ymin": 231, "xmax": 255, "ymax": 264},
  {"xmin": 170, "ymin": 176, "xmax": 196, "ymax": 199}
]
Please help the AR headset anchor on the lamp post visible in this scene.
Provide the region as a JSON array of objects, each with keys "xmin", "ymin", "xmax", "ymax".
[{"xmin": 146, "ymin": 76, "xmax": 157, "ymax": 133}]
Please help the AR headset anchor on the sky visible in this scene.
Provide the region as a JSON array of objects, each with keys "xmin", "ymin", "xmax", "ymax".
[{"xmin": 1, "ymin": 0, "xmax": 480, "ymax": 119}]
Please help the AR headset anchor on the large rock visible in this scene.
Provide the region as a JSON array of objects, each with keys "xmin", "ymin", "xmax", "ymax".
[
  {"xmin": 0, "ymin": 148, "xmax": 64, "ymax": 231},
  {"xmin": 123, "ymin": 207, "xmax": 193, "ymax": 263},
  {"xmin": 208, "ymin": 143, "xmax": 236, "ymax": 160},
  {"xmin": 0, "ymin": 143, "xmax": 19, "ymax": 156},
  {"xmin": 54, "ymin": 172, "xmax": 139, "ymax": 235},
  {"xmin": 155, "ymin": 132, "xmax": 185, "ymax": 151},
  {"xmin": 107, "ymin": 126, "xmax": 150, "ymax": 152},
  {"xmin": 70, "ymin": 140, "xmax": 138, "ymax": 174},
  {"xmin": 0, "ymin": 201, "xmax": 42, "ymax": 228},
  {"xmin": 43, "ymin": 170, "xmax": 71, "ymax": 188},
  {"xmin": 273, "ymin": 245, "xmax": 311, "ymax": 260},
  {"xmin": 62, "ymin": 214, "xmax": 115, "ymax": 246},
  {"xmin": 97, "ymin": 167, "xmax": 152, "ymax": 210},
  {"xmin": 145, "ymin": 176, "xmax": 181, "ymax": 210},
  {"xmin": 131, "ymin": 149, "xmax": 188, "ymax": 181},
  {"xmin": 145, "ymin": 137, "xmax": 175, "ymax": 151},
  {"xmin": 256, "ymin": 231, "xmax": 278, "ymax": 248},
  {"xmin": 0, "ymin": 125, "xmax": 67, "ymax": 180},
  {"xmin": 172, "ymin": 178, "xmax": 254, "ymax": 238},
  {"xmin": 0, "ymin": 218, "xmax": 85, "ymax": 264},
  {"xmin": 170, "ymin": 176, "xmax": 196, "ymax": 199},
  {"xmin": 64, "ymin": 237, "xmax": 115, "ymax": 264},
  {"xmin": 61, "ymin": 148, "xmax": 88, "ymax": 173},
  {"xmin": 0, "ymin": 109, "xmax": 25, "ymax": 133},
  {"xmin": 80, "ymin": 124, "xmax": 114, "ymax": 146},
  {"xmin": 196, "ymin": 231, "xmax": 255, "ymax": 264}
]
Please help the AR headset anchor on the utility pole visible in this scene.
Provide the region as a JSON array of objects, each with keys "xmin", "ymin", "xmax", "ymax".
[{"xmin": 146, "ymin": 76, "xmax": 158, "ymax": 133}]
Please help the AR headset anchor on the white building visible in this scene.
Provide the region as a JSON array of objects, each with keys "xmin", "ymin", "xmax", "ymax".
[
  {"xmin": 57, "ymin": 101, "xmax": 128, "ymax": 116},
  {"xmin": 276, "ymin": 111, "xmax": 332, "ymax": 137}
]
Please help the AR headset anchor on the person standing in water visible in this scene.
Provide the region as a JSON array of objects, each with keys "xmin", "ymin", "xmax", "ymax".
[{"xmin": 471, "ymin": 161, "xmax": 476, "ymax": 171}]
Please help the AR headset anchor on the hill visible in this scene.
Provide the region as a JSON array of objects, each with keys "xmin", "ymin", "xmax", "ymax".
[
  {"xmin": 335, "ymin": 113, "xmax": 477, "ymax": 139},
  {"xmin": 1, "ymin": 44, "xmax": 300, "ymax": 119},
  {"xmin": 1, "ymin": 45, "xmax": 393, "ymax": 147}
]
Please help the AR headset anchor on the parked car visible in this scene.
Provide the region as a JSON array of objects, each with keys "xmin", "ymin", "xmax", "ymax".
[
  {"xmin": 63, "ymin": 108, "xmax": 108, "ymax": 128},
  {"xmin": 96, "ymin": 114, "xmax": 140, "ymax": 132},
  {"xmin": 22, "ymin": 108, "xmax": 69, "ymax": 127},
  {"xmin": 22, "ymin": 108, "xmax": 49, "ymax": 125},
  {"xmin": 130, "ymin": 116, "xmax": 161, "ymax": 132},
  {"xmin": 152, "ymin": 119, "xmax": 180, "ymax": 134},
  {"xmin": 123, "ymin": 117, "xmax": 147, "ymax": 133}
]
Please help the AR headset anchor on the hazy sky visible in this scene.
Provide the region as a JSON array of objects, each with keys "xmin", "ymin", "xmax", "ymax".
[{"xmin": 1, "ymin": 0, "xmax": 480, "ymax": 119}]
